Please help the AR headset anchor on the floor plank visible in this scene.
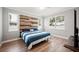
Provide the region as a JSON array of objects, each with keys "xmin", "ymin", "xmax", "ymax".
[{"xmin": 0, "ymin": 37, "xmax": 73, "ymax": 52}]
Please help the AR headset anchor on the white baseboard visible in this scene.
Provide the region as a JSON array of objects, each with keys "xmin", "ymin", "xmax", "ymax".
[
  {"xmin": 54, "ymin": 35, "xmax": 69, "ymax": 40},
  {"xmin": 1, "ymin": 38, "xmax": 21, "ymax": 44}
]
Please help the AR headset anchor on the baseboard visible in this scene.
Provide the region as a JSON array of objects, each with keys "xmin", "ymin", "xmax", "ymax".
[
  {"xmin": 1, "ymin": 38, "xmax": 21, "ymax": 44},
  {"xmin": 54, "ymin": 35, "xmax": 69, "ymax": 40}
]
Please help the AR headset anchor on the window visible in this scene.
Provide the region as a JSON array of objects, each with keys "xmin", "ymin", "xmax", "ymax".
[
  {"xmin": 49, "ymin": 16, "xmax": 64, "ymax": 30},
  {"xmin": 8, "ymin": 13, "xmax": 19, "ymax": 31}
]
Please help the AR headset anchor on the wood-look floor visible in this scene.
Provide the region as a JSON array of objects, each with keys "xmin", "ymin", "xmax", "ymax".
[{"xmin": 0, "ymin": 37, "xmax": 73, "ymax": 52}]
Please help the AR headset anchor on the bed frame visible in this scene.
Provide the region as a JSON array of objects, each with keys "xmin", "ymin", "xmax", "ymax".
[{"xmin": 27, "ymin": 36, "xmax": 50, "ymax": 49}]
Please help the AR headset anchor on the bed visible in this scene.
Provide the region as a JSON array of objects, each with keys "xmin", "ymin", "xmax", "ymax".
[{"xmin": 21, "ymin": 28, "xmax": 50, "ymax": 49}]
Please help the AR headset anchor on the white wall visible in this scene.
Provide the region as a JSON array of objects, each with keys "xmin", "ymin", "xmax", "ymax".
[
  {"xmin": 2, "ymin": 7, "xmax": 38, "ymax": 41},
  {"xmin": 38, "ymin": 17, "xmax": 46, "ymax": 31},
  {"xmin": 0, "ymin": 7, "xmax": 2, "ymax": 43},
  {"xmin": 38, "ymin": 17, "xmax": 44, "ymax": 31},
  {"xmin": 44, "ymin": 9, "xmax": 75, "ymax": 38}
]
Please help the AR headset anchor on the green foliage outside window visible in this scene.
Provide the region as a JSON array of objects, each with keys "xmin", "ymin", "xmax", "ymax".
[{"xmin": 49, "ymin": 16, "xmax": 64, "ymax": 26}]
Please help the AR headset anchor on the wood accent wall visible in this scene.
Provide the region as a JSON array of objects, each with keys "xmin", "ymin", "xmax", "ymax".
[{"xmin": 20, "ymin": 15, "xmax": 38, "ymax": 32}]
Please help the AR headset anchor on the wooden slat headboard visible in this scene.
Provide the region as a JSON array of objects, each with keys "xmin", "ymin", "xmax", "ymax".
[{"xmin": 20, "ymin": 15, "xmax": 38, "ymax": 32}]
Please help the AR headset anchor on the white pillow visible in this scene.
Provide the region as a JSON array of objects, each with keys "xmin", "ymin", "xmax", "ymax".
[{"xmin": 30, "ymin": 29, "xmax": 34, "ymax": 32}]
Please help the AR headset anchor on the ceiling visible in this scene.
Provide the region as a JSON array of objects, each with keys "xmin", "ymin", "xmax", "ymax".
[{"xmin": 7, "ymin": 7, "xmax": 75, "ymax": 17}]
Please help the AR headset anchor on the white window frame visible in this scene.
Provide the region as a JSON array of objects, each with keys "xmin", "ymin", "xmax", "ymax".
[
  {"xmin": 49, "ymin": 16, "xmax": 65, "ymax": 30},
  {"xmin": 8, "ymin": 13, "xmax": 19, "ymax": 32}
]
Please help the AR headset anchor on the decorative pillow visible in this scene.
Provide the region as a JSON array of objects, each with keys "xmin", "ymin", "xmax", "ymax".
[
  {"xmin": 22, "ymin": 29, "xmax": 30, "ymax": 32},
  {"xmin": 30, "ymin": 29, "xmax": 34, "ymax": 32},
  {"xmin": 33, "ymin": 28, "xmax": 38, "ymax": 31}
]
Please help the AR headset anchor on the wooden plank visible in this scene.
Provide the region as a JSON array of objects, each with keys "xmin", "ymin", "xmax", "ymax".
[{"xmin": 20, "ymin": 15, "xmax": 38, "ymax": 31}]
